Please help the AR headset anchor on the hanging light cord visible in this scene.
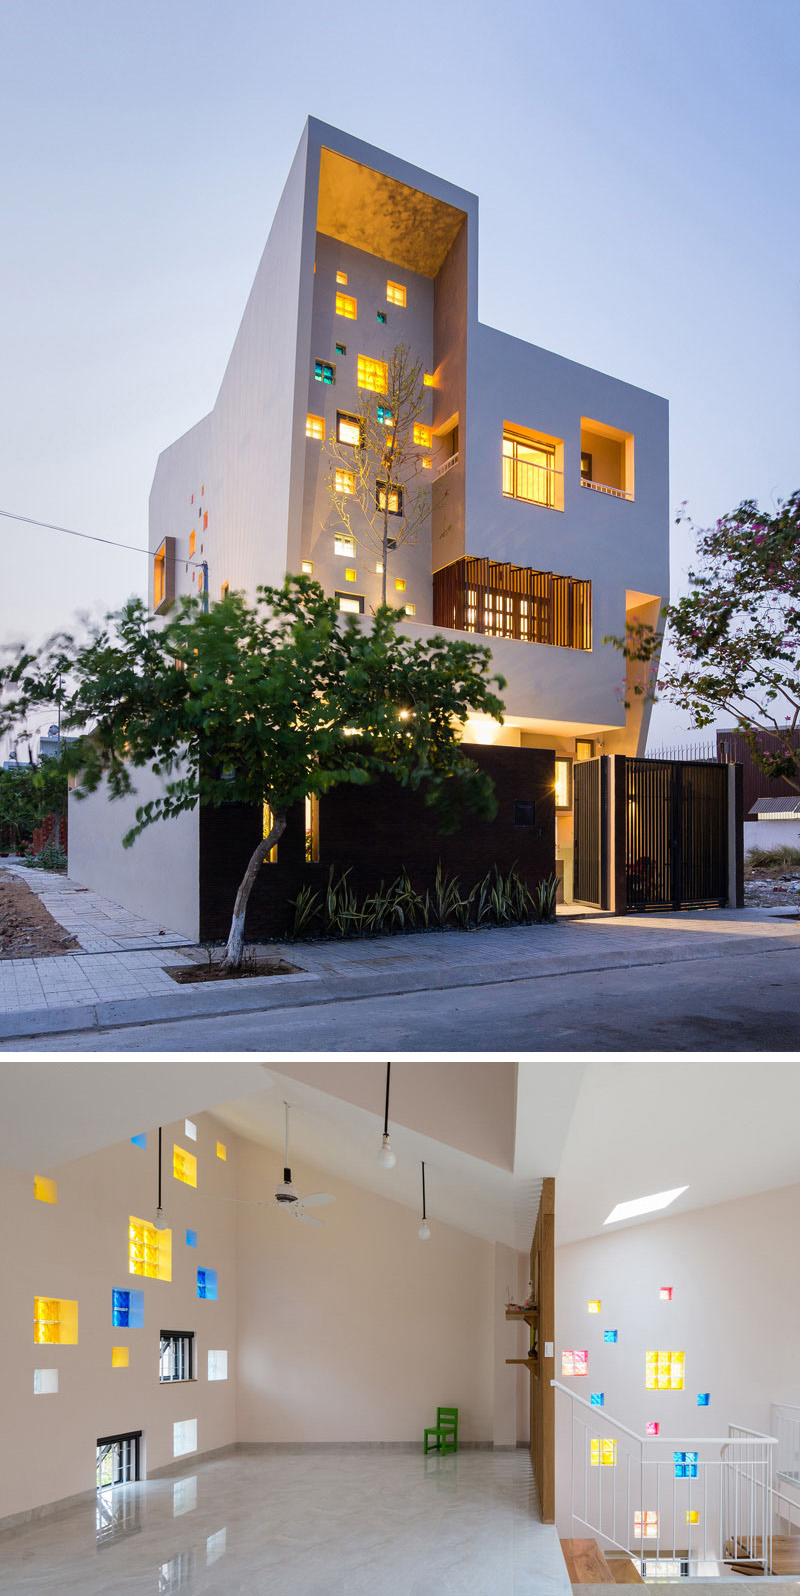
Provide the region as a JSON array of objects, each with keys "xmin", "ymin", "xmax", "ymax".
[
  {"xmin": 157, "ymin": 1127, "xmax": 162, "ymax": 1212},
  {"xmin": 421, "ymin": 1160, "xmax": 427, "ymax": 1219},
  {"xmin": 384, "ymin": 1062, "xmax": 391, "ymax": 1137},
  {"xmin": 284, "ymin": 1102, "xmax": 290, "ymax": 1167}
]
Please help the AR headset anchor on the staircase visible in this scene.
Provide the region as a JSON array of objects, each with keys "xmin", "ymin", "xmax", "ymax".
[
  {"xmin": 561, "ymin": 1538, "xmax": 643, "ymax": 1585},
  {"xmin": 724, "ymin": 1533, "xmax": 800, "ymax": 1575}
]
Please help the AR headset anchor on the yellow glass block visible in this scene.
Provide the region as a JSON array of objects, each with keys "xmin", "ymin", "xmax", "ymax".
[
  {"xmin": 112, "ymin": 1347, "xmax": 129, "ymax": 1368},
  {"xmin": 645, "ymin": 1350, "xmax": 658, "ymax": 1364},
  {"xmin": 129, "ymin": 1217, "xmax": 172, "ymax": 1281},
  {"xmin": 422, "ymin": 458, "xmax": 432, "ymax": 469},
  {"xmin": 217, "ymin": 1142, "xmax": 227, "ymax": 1162},
  {"xmin": 34, "ymin": 1176, "xmax": 58, "ymax": 1204},
  {"xmin": 587, "ymin": 1300, "xmax": 601, "ymax": 1314},
  {"xmin": 423, "ymin": 373, "xmax": 434, "ymax": 386},
  {"xmin": 336, "ymin": 270, "xmax": 348, "ymax": 285},
  {"xmin": 413, "ymin": 423, "xmax": 431, "ymax": 447},
  {"xmin": 686, "ymin": 1510, "xmax": 699, "ymax": 1525},
  {"xmin": 590, "ymin": 1438, "xmax": 616, "ymax": 1466},
  {"xmin": 357, "ymin": 355, "xmax": 387, "ymax": 392},
  {"xmin": 645, "ymin": 1371, "xmax": 656, "ymax": 1390},
  {"xmin": 656, "ymin": 1372, "xmax": 670, "ymax": 1389},
  {"xmin": 34, "ymin": 1296, "xmax": 78, "ymax": 1344},
  {"xmin": 672, "ymin": 1350, "xmax": 685, "ymax": 1363},
  {"xmin": 404, "ymin": 603, "xmax": 416, "ymax": 616},
  {"xmin": 345, "ymin": 568, "xmax": 356, "ymax": 582},
  {"xmin": 173, "ymin": 1146, "xmax": 197, "ymax": 1188},
  {"xmin": 335, "ymin": 292, "xmax": 357, "ymax": 320},
  {"xmin": 305, "ymin": 414, "xmax": 325, "ymax": 441},
  {"xmin": 386, "ymin": 280, "xmax": 406, "ymax": 307},
  {"xmin": 395, "ymin": 579, "xmax": 406, "ymax": 592}
]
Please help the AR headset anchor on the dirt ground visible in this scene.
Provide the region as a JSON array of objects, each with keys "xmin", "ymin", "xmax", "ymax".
[
  {"xmin": 744, "ymin": 863, "xmax": 800, "ymax": 908},
  {"xmin": 0, "ymin": 873, "xmax": 78, "ymax": 958}
]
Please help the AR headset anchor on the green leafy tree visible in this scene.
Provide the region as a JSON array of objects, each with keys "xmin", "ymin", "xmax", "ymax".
[
  {"xmin": 606, "ymin": 491, "xmax": 800, "ymax": 787},
  {"xmin": 0, "ymin": 758, "xmax": 69, "ymax": 851},
  {"xmin": 0, "ymin": 578, "xmax": 506, "ymax": 967},
  {"xmin": 325, "ymin": 341, "xmax": 440, "ymax": 605}
]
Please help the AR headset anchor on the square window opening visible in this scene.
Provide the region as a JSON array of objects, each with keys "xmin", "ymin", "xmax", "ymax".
[
  {"xmin": 335, "ymin": 591, "xmax": 365, "ymax": 615},
  {"xmin": 160, "ymin": 1330, "xmax": 195, "ymax": 1382}
]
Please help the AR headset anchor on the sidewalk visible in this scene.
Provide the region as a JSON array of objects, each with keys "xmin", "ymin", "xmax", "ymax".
[{"xmin": 3, "ymin": 859, "xmax": 800, "ymax": 1047}]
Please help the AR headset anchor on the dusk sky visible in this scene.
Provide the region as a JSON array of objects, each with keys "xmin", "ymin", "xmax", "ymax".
[{"xmin": 1, "ymin": 0, "xmax": 798, "ymax": 747}]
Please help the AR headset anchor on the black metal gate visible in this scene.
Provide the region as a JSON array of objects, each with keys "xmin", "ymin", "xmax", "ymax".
[
  {"xmin": 625, "ymin": 759, "xmax": 728, "ymax": 911},
  {"xmin": 573, "ymin": 757, "xmax": 608, "ymax": 908}
]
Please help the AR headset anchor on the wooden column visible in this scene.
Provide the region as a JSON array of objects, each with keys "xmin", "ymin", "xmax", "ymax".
[{"xmin": 531, "ymin": 1178, "xmax": 555, "ymax": 1521}]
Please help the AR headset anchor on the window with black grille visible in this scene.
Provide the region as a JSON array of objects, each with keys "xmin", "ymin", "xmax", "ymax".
[{"xmin": 159, "ymin": 1330, "xmax": 194, "ymax": 1383}]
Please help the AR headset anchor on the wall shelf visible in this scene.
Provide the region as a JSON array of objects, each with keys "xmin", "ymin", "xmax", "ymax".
[
  {"xmin": 505, "ymin": 1308, "xmax": 538, "ymax": 1324},
  {"xmin": 506, "ymin": 1357, "xmax": 538, "ymax": 1367}
]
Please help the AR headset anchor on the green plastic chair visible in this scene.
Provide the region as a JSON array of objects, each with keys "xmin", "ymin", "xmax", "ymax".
[{"xmin": 423, "ymin": 1406, "xmax": 459, "ymax": 1455}]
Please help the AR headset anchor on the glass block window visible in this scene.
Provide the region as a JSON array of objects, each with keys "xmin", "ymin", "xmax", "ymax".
[
  {"xmin": 112, "ymin": 1288, "xmax": 144, "ymax": 1328},
  {"xmin": 197, "ymin": 1268, "xmax": 218, "ymax": 1300},
  {"xmin": 131, "ymin": 1133, "xmax": 147, "ymax": 1149},
  {"xmin": 344, "ymin": 567, "xmax": 356, "ymax": 582},
  {"xmin": 590, "ymin": 1393, "xmax": 604, "ymax": 1407},
  {"xmin": 336, "ymin": 270, "xmax": 348, "ymax": 285},
  {"xmin": 173, "ymin": 1146, "xmax": 197, "ymax": 1187},
  {"xmin": 562, "ymin": 1350, "xmax": 588, "ymax": 1377},
  {"xmin": 306, "ymin": 414, "xmax": 325, "ymax": 441},
  {"xmin": 377, "ymin": 404, "xmax": 393, "ymax": 426},
  {"xmin": 34, "ymin": 1297, "xmax": 78, "ymax": 1345},
  {"xmin": 334, "ymin": 469, "xmax": 356, "ymax": 496},
  {"xmin": 422, "ymin": 458, "xmax": 432, "ymax": 469},
  {"xmin": 173, "ymin": 1419, "xmax": 197, "ymax": 1458},
  {"xmin": 129, "ymin": 1217, "xmax": 172, "ymax": 1281},
  {"xmin": 334, "ymin": 532, "xmax": 356, "ymax": 556},
  {"xmin": 634, "ymin": 1510, "xmax": 659, "ymax": 1539},
  {"xmin": 697, "ymin": 1392, "xmax": 710, "ymax": 1406},
  {"xmin": 423, "ymin": 373, "xmax": 434, "ymax": 387},
  {"xmin": 674, "ymin": 1451, "xmax": 699, "ymax": 1479},
  {"xmin": 645, "ymin": 1350, "xmax": 684, "ymax": 1390},
  {"xmin": 414, "ymin": 423, "xmax": 431, "ymax": 447},
  {"xmin": 112, "ymin": 1347, "xmax": 129, "ymax": 1368},
  {"xmin": 186, "ymin": 1229, "xmax": 198, "ymax": 1247},
  {"xmin": 395, "ymin": 579, "xmax": 406, "ymax": 592},
  {"xmin": 314, "ymin": 360, "xmax": 335, "ymax": 384},
  {"xmin": 208, "ymin": 1349, "xmax": 228, "ymax": 1380},
  {"xmin": 377, "ymin": 311, "xmax": 387, "ymax": 323},
  {"xmin": 300, "ymin": 560, "xmax": 313, "ymax": 575},
  {"xmin": 337, "ymin": 412, "xmax": 361, "ymax": 446},
  {"xmin": 387, "ymin": 281, "xmax": 406, "ymax": 306},
  {"xmin": 357, "ymin": 355, "xmax": 387, "ymax": 392},
  {"xmin": 184, "ymin": 1120, "xmax": 197, "ymax": 1141},
  {"xmin": 686, "ymin": 1510, "xmax": 699, "ymax": 1525},
  {"xmin": 590, "ymin": 1438, "xmax": 616, "ymax": 1466},
  {"xmin": 335, "ymin": 342, "xmax": 346, "ymax": 356},
  {"xmin": 216, "ymin": 1142, "xmax": 227, "ymax": 1162},
  {"xmin": 660, "ymin": 1286, "xmax": 673, "ymax": 1300},
  {"xmin": 34, "ymin": 1176, "xmax": 57, "ymax": 1204},
  {"xmin": 403, "ymin": 603, "xmax": 416, "ymax": 616},
  {"xmin": 587, "ymin": 1300, "xmax": 601, "ymax": 1314},
  {"xmin": 604, "ymin": 1330, "xmax": 618, "ymax": 1344},
  {"xmin": 646, "ymin": 1422, "xmax": 660, "ymax": 1436},
  {"xmin": 33, "ymin": 1368, "xmax": 58, "ymax": 1394},
  {"xmin": 336, "ymin": 293, "xmax": 357, "ymax": 320}
]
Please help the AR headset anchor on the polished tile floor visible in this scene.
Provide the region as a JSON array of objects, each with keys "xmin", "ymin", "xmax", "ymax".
[{"xmin": 0, "ymin": 1447, "xmax": 571, "ymax": 1595}]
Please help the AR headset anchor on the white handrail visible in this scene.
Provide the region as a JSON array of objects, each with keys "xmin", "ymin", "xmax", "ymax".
[{"xmin": 549, "ymin": 1382, "xmax": 777, "ymax": 1449}]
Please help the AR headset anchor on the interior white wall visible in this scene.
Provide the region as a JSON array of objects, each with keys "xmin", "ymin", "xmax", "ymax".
[
  {"xmin": 0, "ymin": 1111, "xmax": 238, "ymax": 1521},
  {"xmin": 67, "ymin": 768, "xmax": 200, "ymax": 940},
  {"xmin": 553, "ymin": 1182, "xmax": 800, "ymax": 1532},
  {"xmin": 235, "ymin": 1135, "xmax": 495, "ymax": 1445}
]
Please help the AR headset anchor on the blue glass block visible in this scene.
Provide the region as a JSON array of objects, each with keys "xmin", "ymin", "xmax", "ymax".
[
  {"xmin": 186, "ymin": 1229, "xmax": 198, "ymax": 1247},
  {"xmin": 675, "ymin": 1464, "xmax": 686, "ymax": 1478},
  {"xmin": 197, "ymin": 1267, "xmax": 218, "ymax": 1301},
  {"xmin": 131, "ymin": 1133, "xmax": 147, "ymax": 1149},
  {"xmin": 377, "ymin": 311, "xmax": 387, "ymax": 323},
  {"xmin": 604, "ymin": 1330, "xmax": 618, "ymax": 1344},
  {"xmin": 129, "ymin": 1290, "xmax": 144, "ymax": 1328},
  {"xmin": 697, "ymin": 1393, "xmax": 710, "ymax": 1406},
  {"xmin": 590, "ymin": 1393, "xmax": 604, "ymax": 1407}
]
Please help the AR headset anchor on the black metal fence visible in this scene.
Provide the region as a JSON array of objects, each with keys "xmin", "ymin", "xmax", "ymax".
[
  {"xmin": 573, "ymin": 757, "xmax": 608, "ymax": 908},
  {"xmin": 625, "ymin": 758, "xmax": 728, "ymax": 911}
]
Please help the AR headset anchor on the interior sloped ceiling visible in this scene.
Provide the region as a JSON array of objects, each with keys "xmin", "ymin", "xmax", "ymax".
[
  {"xmin": 272, "ymin": 1061, "xmax": 517, "ymax": 1169},
  {"xmin": 317, "ymin": 147, "xmax": 466, "ymax": 277}
]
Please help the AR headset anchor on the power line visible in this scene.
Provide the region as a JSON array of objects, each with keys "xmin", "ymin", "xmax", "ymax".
[{"xmin": 0, "ymin": 507, "xmax": 148, "ymax": 556}]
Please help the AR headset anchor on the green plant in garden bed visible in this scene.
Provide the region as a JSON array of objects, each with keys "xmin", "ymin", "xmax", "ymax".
[
  {"xmin": 21, "ymin": 838, "xmax": 68, "ymax": 873},
  {"xmin": 287, "ymin": 864, "xmax": 559, "ymax": 941}
]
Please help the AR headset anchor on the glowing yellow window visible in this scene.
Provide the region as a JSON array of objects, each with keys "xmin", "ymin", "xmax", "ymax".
[
  {"xmin": 220, "ymin": 581, "xmax": 229, "ymax": 600},
  {"xmin": 336, "ymin": 270, "xmax": 348, "ymax": 285},
  {"xmin": 129, "ymin": 1217, "xmax": 172, "ymax": 1282},
  {"xmin": 413, "ymin": 424, "xmax": 431, "ymax": 447},
  {"xmin": 305, "ymin": 794, "xmax": 319, "ymax": 863},
  {"xmin": 686, "ymin": 1510, "xmax": 699, "ymax": 1525},
  {"xmin": 357, "ymin": 355, "xmax": 387, "ymax": 392},
  {"xmin": 153, "ymin": 544, "xmax": 166, "ymax": 608},
  {"xmin": 555, "ymin": 759, "xmax": 573, "ymax": 810},
  {"xmin": 173, "ymin": 1145, "xmax": 197, "ymax": 1188},
  {"xmin": 335, "ymin": 469, "xmax": 356, "ymax": 495},
  {"xmin": 34, "ymin": 1176, "xmax": 58, "ymax": 1204},
  {"xmin": 386, "ymin": 281, "xmax": 406, "ymax": 307},
  {"xmin": 301, "ymin": 560, "xmax": 313, "ymax": 574},
  {"xmin": 345, "ymin": 567, "xmax": 357, "ymax": 582},
  {"xmin": 422, "ymin": 458, "xmax": 432, "ymax": 469},
  {"xmin": 262, "ymin": 802, "xmax": 278, "ymax": 864},
  {"xmin": 112, "ymin": 1347, "xmax": 129, "ymax": 1368},
  {"xmin": 403, "ymin": 603, "xmax": 416, "ymax": 616},
  {"xmin": 645, "ymin": 1349, "xmax": 684, "ymax": 1390},
  {"xmin": 587, "ymin": 1300, "xmax": 601, "ymax": 1314},
  {"xmin": 217, "ymin": 1142, "xmax": 227, "ymax": 1162},
  {"xmin": 423, "ymin": 373, "xmax": 434, "ymax": 387},
  {"xmin": 306, "ymin": 414, "xmax": 325, "ymax": 441},
  {"xmin": 395, "ymin": 579, "xmax": 406, "ymax": 592},
  {"xmin": 189, "ymin": 530, "xmax": 196, "ymax": 556},
  {"xmin": 336, "ymin": 292, "xmax": 357, "ymax": 320},
  {"xmin": 34, "ymin": 1296, "xmax": 78, "ymax": 1345},
  {"xmin": 590, "ymin": 1439, "xmax": 617, "ymax": 1467}
]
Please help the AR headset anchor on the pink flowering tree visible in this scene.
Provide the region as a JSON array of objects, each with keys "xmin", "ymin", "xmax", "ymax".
[{"xmin": 605, "ymin": 491, "xmax": 800, "ymax": 788}]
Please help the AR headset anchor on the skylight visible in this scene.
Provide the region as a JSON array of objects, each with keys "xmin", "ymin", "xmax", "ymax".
[{"xmin": 603, "ymin": 1186, "xmax": 688, "ymax": 1225}]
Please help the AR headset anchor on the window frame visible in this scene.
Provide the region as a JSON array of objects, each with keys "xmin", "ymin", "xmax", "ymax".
[
  {"xmin": 386, "ymin": 280, "xmax": 407, "ymax": 307},
  {"xmin": 357, "ymin": 354, "xmax": 387, "ymax": 392},
  {"xmin": 502, "ymin": 430, "xmax": 562, "ymax": 510},
  {"xmin": 335, "ymin": 591, "xmax": 365, "ymax": 615},
  {"xmin": 159, "ymin": 1329, "xmax": 195, "ymax": 1384},
  {"xmin": 335, "ymin": 292, "xmax": 357, "ymax": 320},
  {"xmin": 336, "ymin": 411, "xmax": 362, "ymax": 447},
  {"xmin": 575, "ymin": 738, "xmax": 595, "ymax": 761},
  {"xmin": 306, "ymin": 413, "xmax": 325, "ymax": 441},
  {"xmin": 334, "ymin": 469, "xmax": 356, "ymax": 497},
  {"xmin": 334, "ymin": 532, "xmax": 356, "ymax": 558},
  {"xmin": 376, "ymin": 480, "xmax": 403, "ymax": 516},
  {"xmin": 313, "ymin": 359, "xmax": 335, "ymax": 386},
  {"xmin": 555, "ymin": 757, "xmax": 573, "ymax": 811}
]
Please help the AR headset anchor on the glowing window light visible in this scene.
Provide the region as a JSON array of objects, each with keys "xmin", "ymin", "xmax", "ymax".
[
  {"xmin": 345, "ymin": 568, "xmax": 356, "ymax": 582},
  {"xmin": 646, "ymin": 1350, "xmax": 684, "ymax": 1391},
  {"xmin": 422, "ymin": 458, "xmax": 432, "ymax": 469},
  {"xmin": 189, "ymin": 530, "xmax": 196, "ymax": 556},
  {"xmin": 587, "ymin": 1300, "xmax": 601, "ymax": 1314},
  {"xmin": 261, "ymin": 803, "xmax": 278, "ymax": 864},
  {"xmin": 423, "ymin": 373, "xmax": 434, "ymax": 386},
  {"xmin": 403, "ymin": 604, "xmax": 416, "ymax": 616},
  {"xmin": 395, "ymin": 579, "xmax": 406, "ymax": 592},
  {"xmin": 562, "ymin": 1350, "xmax": 588, "ymax": 1377},
  {"xmin": 336, "ymin": 270, "xmax": 348, "ymax": 285},
  {"xmin": 686, "ymin": 1510, "xmax": 700, "ymax": 1525},
  {"xmin": 413, "ymin": 423, "xmax": 431, "ymax": 447},
  {"xmin": 306, "ymin": 414, "xmax": 325, "ymax": 441},
  {"xmin": 377, "ymin": 404, "xmax": 393, "ymax": 426},
  {"xmin": 386, "ymin": 281, "xmax": 406, "ymax": 306},
  {"xmin": 300, "ymin": 560, "xmax": 313, "ymax": 574},
  {"xmin": 334, "ymin": 469, "xmax": 356, "ymax": 496},
  {"xmin": 129, "ymin": 1217, "xmax": 172, "ymax": 1281},
  {"xmin": 173, "ymin": 1146, "xmax": 197, "ymax": 1188},
  {"xmin": 197, "ymin": 1267, "xmax": 218, "ymax": 1300},
  {"xmin": 590, "ymin": 1438, "xmax": 616, "ymax": 1466},
  {"xmin": 216, "ymin": 1142, "xmax": 226, "ymax": 1162},
  {"xmin": 112, "ymin": 1288, "xmax": 144, "ymax": 1327},
  {"xmin": 314, "ymin": 360, "xmax": 335, "ymax": 384},
  {"xmin": 34, "ymin": 1176, "xmax": 57, "ymax": 1204},
  {"xmin": 555, "ymin": 758, "xmax": 572, "ymax": 810},
  {"xmin": 357, "ymin": 355, "xmax": 387, "ymax": 392},
  {"xmin": 697, "ymin": 1392, "xmax": 710, "ymax": 1406},
  {"xmin": 186, "ymin": 1229, "xmax": 198, "ymax": 1247},
  {"xmin": 634, "ymin": 1510, "xmax": 659, "ymax": 1538},
  {"xmin": 334, "ymin": 532, "xmax": 355, "ymax": 556},
  {"xmin": 337, "ymin": 413, "xmax": 361, "ymax": 446},
  {"xmin": 184, "ymin": 1120, "xmax": 197, "ymax": 1141},
  {"xmin": 34, "ymin": 1297, "xmax": 78, "ymax": 1345},
  {"xmin": 336, "ymin": 293, "xmax": 357, "ymax": 320}
]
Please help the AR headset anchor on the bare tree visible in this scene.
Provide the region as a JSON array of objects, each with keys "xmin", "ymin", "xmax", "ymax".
[{"xmin": 324, "ymin": 342, "xmax": 440, "ymax": 606}]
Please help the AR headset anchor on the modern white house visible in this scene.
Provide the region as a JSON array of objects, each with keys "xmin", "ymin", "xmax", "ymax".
[
  {"xmin": 69, "ymin": 118, "xmax": 670, "ymax": 929},
  {"xmin": 2, "ymin": 1059, "xmax": 798, "ymax": 1588}
]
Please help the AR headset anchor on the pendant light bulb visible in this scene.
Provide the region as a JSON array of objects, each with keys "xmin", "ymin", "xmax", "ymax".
[
  {"xmin": 418, "ymin": 1218, "xmax": 431, "ymax": 1241},
  {"xmin": 378, "ymin": 1133, "xmax": 396, "ymax": 1170},
  {"xmin": 154, "ymin": 1205, "xmax": 167, "ymax": 1231}
]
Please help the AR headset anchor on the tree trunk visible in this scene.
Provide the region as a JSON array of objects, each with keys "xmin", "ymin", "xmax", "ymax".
[
  {"xmin": 382, "ymin": 497, "xmax": 389, "ymax": 606},
  {"xmin": 221, "ymin": 811, "xmax": 287, "ymax": 970}
]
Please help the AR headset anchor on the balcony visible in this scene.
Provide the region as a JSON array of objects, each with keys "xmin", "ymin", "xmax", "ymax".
[
  {"xmin": 433, "ymin": 557, "xmax": 592, "ymax": 650},
  {"xmin": 435, "ymin": 450, "xmax": 459, "ymax": 481},
  {"xmin": 581, "ymin": 477, "xmax": 633, "ymax": 501}
]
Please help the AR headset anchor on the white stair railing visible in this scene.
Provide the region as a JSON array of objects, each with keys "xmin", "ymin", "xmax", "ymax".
[
  {"xmin": 553, "ymin": 1379, "xmax": 776, "ymax": 1575},
  {"xmin": 772, "ymin": 1402, "xmax": 800, "ymax": 1489}
]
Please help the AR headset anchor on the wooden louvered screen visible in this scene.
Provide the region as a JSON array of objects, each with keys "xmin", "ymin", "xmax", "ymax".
[{"xmin": 433, "ymin": 558, "xmax": 592, "ymax": 649}]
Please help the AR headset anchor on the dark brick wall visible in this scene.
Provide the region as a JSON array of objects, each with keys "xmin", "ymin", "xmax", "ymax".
[{"xmin": 199, "ymin": 745, "xmax": 555, "ymax": 941}]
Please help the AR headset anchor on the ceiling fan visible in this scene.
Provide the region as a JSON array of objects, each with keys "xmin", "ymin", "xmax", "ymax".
[{"xmin": 273, "ymin": 1102, "xmax": 334, "ymax": 1228}]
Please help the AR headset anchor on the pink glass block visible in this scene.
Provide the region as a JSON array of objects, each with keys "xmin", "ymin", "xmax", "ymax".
[
  {"xmin": 660, "ymin": 1287, "xmax": 673, "ymax": 1300},
  {"xmin": 646, "ymin": 1421, "xmax": 660, "ymax": 1436}
]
